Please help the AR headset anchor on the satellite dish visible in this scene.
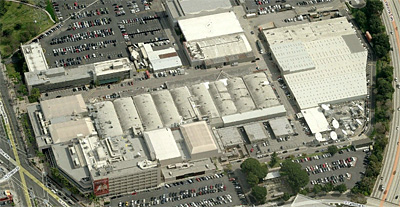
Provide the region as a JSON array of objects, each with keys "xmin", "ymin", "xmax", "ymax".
[
  {"xmin": 332, "ymin": 119, "xmax": 339, "ymax": 129},
  {"xmin": 330, "ymin": 131, "xmax": 338, "ymax": 140},
  {"xmin": 315, "ymin": 133, "xmax": 323, "ymax": 142}
]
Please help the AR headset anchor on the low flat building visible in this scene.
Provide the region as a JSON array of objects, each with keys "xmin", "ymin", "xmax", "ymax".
[
  {"xmin": 48, "ymin": 118, "xmax": 96, "ymax": 144},
  {"xmin": 301, "ymin": 107, "xmax": 330, "ymax": 134},
  {"xmin": 268, "ymin": 117, "xmax": 294, "ymax": 139},
  {"xmin": 179, "ymin": 12, "xmax": 254, "ymax": 68},
  {"xmin": 142, "ymin": 43, "xmax": 182, "ymax": 72},
  {"xmin": 24, "ymin": 58, "xmax": 134, "ymax": 93},
  {"xmin": 40, "ymin": 94, "xmax": 87, "ymax": 120},
  {"xmin": 161, "ymin": 158, "xmax": 216, "ymax": 182},
  {"xmin": 243, "ymin": 122, "xmax": 270, "ymax": 143},
  {"xmin": 216, "ymin": 127, "xmax": 244, "ymax": 148},
  {"xmin": 21, "ymin": 42, "xmax": 49, "ymax": 72},
  {"xmin": 180, "ymin": 121, "xmax": 220, "ymax": 160}
]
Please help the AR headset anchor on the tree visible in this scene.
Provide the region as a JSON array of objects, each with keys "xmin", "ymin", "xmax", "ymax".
[
  {"xmin": 270, "ymin": 151, "xmax": 278, "ymax": 167},
  {"xmin": 246, "ymin": 172, "xmax": 259, "ymax": 187},
  {"xmin": 353, "ymin": 10, "xmax": 367, "ymax": 31},
  {"xmin": 28, "ymin": 88, "xmax": 41, "ymax": 103},
  {"xmin": 251, "ymin": 186, "xmax": 267, "ymax": 204},
  {"xmin": 327, "ymin": 145, "xmax": 338, "ymax": 155},
  {"xmin": 280, "ymin": 160, "xmax": 309, "ymax": 193},
  {"xmin": 0, "ymin": 0, "xmax": 6, "ymax": 17},
  {"xmin": 366, "ymin": 0, "xmax": 384, "ymax": 16},
  {"xmin": 313, "ymin": 184, "xmax": 323, "ymax": 194},
  {"xmin": 282, "ymin": 193, "xmax": 291, "ymax": 201},
  {"xmin": 323, "ymin": 183, "xmax": 334, "ymax": 192},
  {"xmin": 373, "ymin": 33, "xmax": 391, "ymax": 58},
  {"xmin": 240, "ymin": 158, "xmax": 268, "ymax": 181},
  {"xmin": 335, "ymin": 184, "xmax": 347, "ymax": 193}
]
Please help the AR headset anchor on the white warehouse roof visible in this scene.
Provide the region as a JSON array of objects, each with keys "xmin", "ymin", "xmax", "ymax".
[
  {"xmin": 265, "ymin": 17, "xmax": 367, "ymax": 109},
  {"xmin": 152, "ymin": 90, "xmax": 181, "ymax": 127},
  {"xmin": 178, "ymin": 12, "xmax": 243, "ymax": 42},
  {"xmin": 113, "ymin": 97, "xmax": 143, "ymax": 133},
  {"xmin": 132, "ymin": 94, "xmax": 163, "ymax": 131},
  {"xmin": 143, "ymin": 44, "xmax": 182, "ymax": 72},
  {"xmin": 144, "ymin": 128, "xmax": 182, "ymax": 165},
  {"xmin": 301, "ymin": 107, "xmax": 330, "ymax": 134}
]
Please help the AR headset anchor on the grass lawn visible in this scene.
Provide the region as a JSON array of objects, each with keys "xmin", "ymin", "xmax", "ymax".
[{"xmin": 0, "ymin": 1, "xmax": 54, "ymax": 57}]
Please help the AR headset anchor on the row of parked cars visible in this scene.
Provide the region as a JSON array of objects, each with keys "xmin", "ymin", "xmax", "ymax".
[
  {"xmin": 38, "ymin": 24, "xmax": 63, "ymax": 40},
  {"xmin": 172, "ymin": 195, "xmax": 233, "ymax": 207},
  {"xmin": 50, "ymin": 28, "xmax": 115, "ymax": 45},
  {"xmin": 52, "ymin": 40, "xmax": 117, "ymax": 56},
  {"xmin": 293, "ymin": 153, "xmax": 333, "ymax": 163},
  {"xmin": 121, "ymin": 15, "xmax": 159, "ymax": 25},
  {"xmin": 69, "ymin": 7, "xmax": 110, "ymax": 19},
  {"xmin": 296, "ymin": 0, "xmax": 331, "ymax": 6},
  {"xmin": 68, "ymin": 18, "xmax": 112, "ymax": 31},
  {"xmin": 310, "ymin": 173, "xmax": 350, "ymax": 185}
]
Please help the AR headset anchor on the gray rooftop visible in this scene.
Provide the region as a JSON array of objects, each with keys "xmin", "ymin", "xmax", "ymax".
[
  {"xmin": 25, "ymin": 66, "xmax": 92, "ymax": 87},
  {"xmin": 190, "ymin": 83, "xmax": 220, "ymax": 118},
  {"xmin": 166, "ymin": 0, "xmax": 231, "ymax": 20},
  {"xmin": 208, "ymin": 81, "xmax": 237, "ymax": 116},
  {"xmin": 243, "ymin": 73, "xmax": 280, "ymax": 109},
  {"xmin": 243, "ymin": 122, "xmax": 270, "ymax": 142},
  {"xmin": 216, "ymin": 127, "xmax": 244, "ymax": 147},
  {"xmin": 113, "ymin": 97, "xmax": 143, "ymax": 134},
  {"xmin": 268, "ymin": 117, "xmax": 294, "ymax": 137},
  {"xmin": 93, "ymin": 101, "xmax": 123, "ymax": 138},
  {"xmin": 151, "ymin": 90, "xmax": 182, "ymax": 127},
  {"xmin": 226, "ymin": 77, "xmax": 256, "ymax": 113},
  {"xmin": 132, "ymin": 94, "xmax": 163, "ymax": 131},
  {"xmin": 170, "ymin": 87, "xmax": 197, "ymax": 120}
]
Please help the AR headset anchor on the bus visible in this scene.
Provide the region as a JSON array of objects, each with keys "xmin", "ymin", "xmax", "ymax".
[{"xmin": 256, "ymin": 40, "xmax": 264, "ymax": 54}]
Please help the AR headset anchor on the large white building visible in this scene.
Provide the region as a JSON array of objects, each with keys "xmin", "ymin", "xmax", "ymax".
[
  {"xmin": 178, "ymin": 12, "xmax": 254, "ymax": 68},
  {"xmin": 263, "ymin": 17, "xmax": 368, "ymax": 110}
]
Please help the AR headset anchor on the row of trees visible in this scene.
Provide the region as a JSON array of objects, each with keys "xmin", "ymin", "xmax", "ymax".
[
  {"xmin": 353, "ymin": 0, "xmax": 390, "ymax": 59},
  {"xmin": 240, "ymin": 158, "xmax": 268, "ymax": 204},
  {"xmin": 280, "ymin": 160, "xmax": 309, "ymax": 194},
  {"xmin": 351, "ymin": 0, "xmax": 392, "ymax": 197}
]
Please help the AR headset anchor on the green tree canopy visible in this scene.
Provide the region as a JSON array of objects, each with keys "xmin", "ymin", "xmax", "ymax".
[
  {"xmin": 270, "ymin": 151, "xmax": 278, "ymax": 167},
  {"xmin": 251, "ymin": 186, "xmax": 267, "ymax": 204},
  {"xmin": 28, "ymin": 88, "xmax": 41, "ymax": 103},
  {"xmin": 246, "ymin": 172, "xmax": 259, "ymax": 187},
  {"xmin": 280, "ymin": 160, "xmax": 309, "ymax": 193},
  {"xmin": 327, "ymin": 145, "xmax": 338, "ymax": 155},
  {"xmin": 241, "ymin": 158, "xmax": 268, "ymax": 180},
  {"xmin": 335, "ymin": 184, "xmax": 347, "ymax": 193},
  {"xmin": 323, "ymin": 183, "xmax": 334, "ymax": 192},
  {"xmin": 365, "ymin": 0, "xmax": 384, "ymax": 16},
  {"xmin": 313, "ymin": 184, "xmax": 323, "ymax": 194}
]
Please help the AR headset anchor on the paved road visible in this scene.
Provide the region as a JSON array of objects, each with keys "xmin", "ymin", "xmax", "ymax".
[{"xmin": 371, "ymin": 0, "xmax": 400, "ymax": 206}]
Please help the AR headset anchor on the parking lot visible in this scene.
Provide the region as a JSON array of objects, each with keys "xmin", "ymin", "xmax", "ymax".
[
  {"xmin": 110, "ymin": 175, "xmax": 242, "ymax": 207},
  {"xmin": 40, "ymin": 0, "xmax": 169, "ymax": 68},
  {"xmin": 297, "ymin": 149, "xmax": 368, "ymax": 189}
]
